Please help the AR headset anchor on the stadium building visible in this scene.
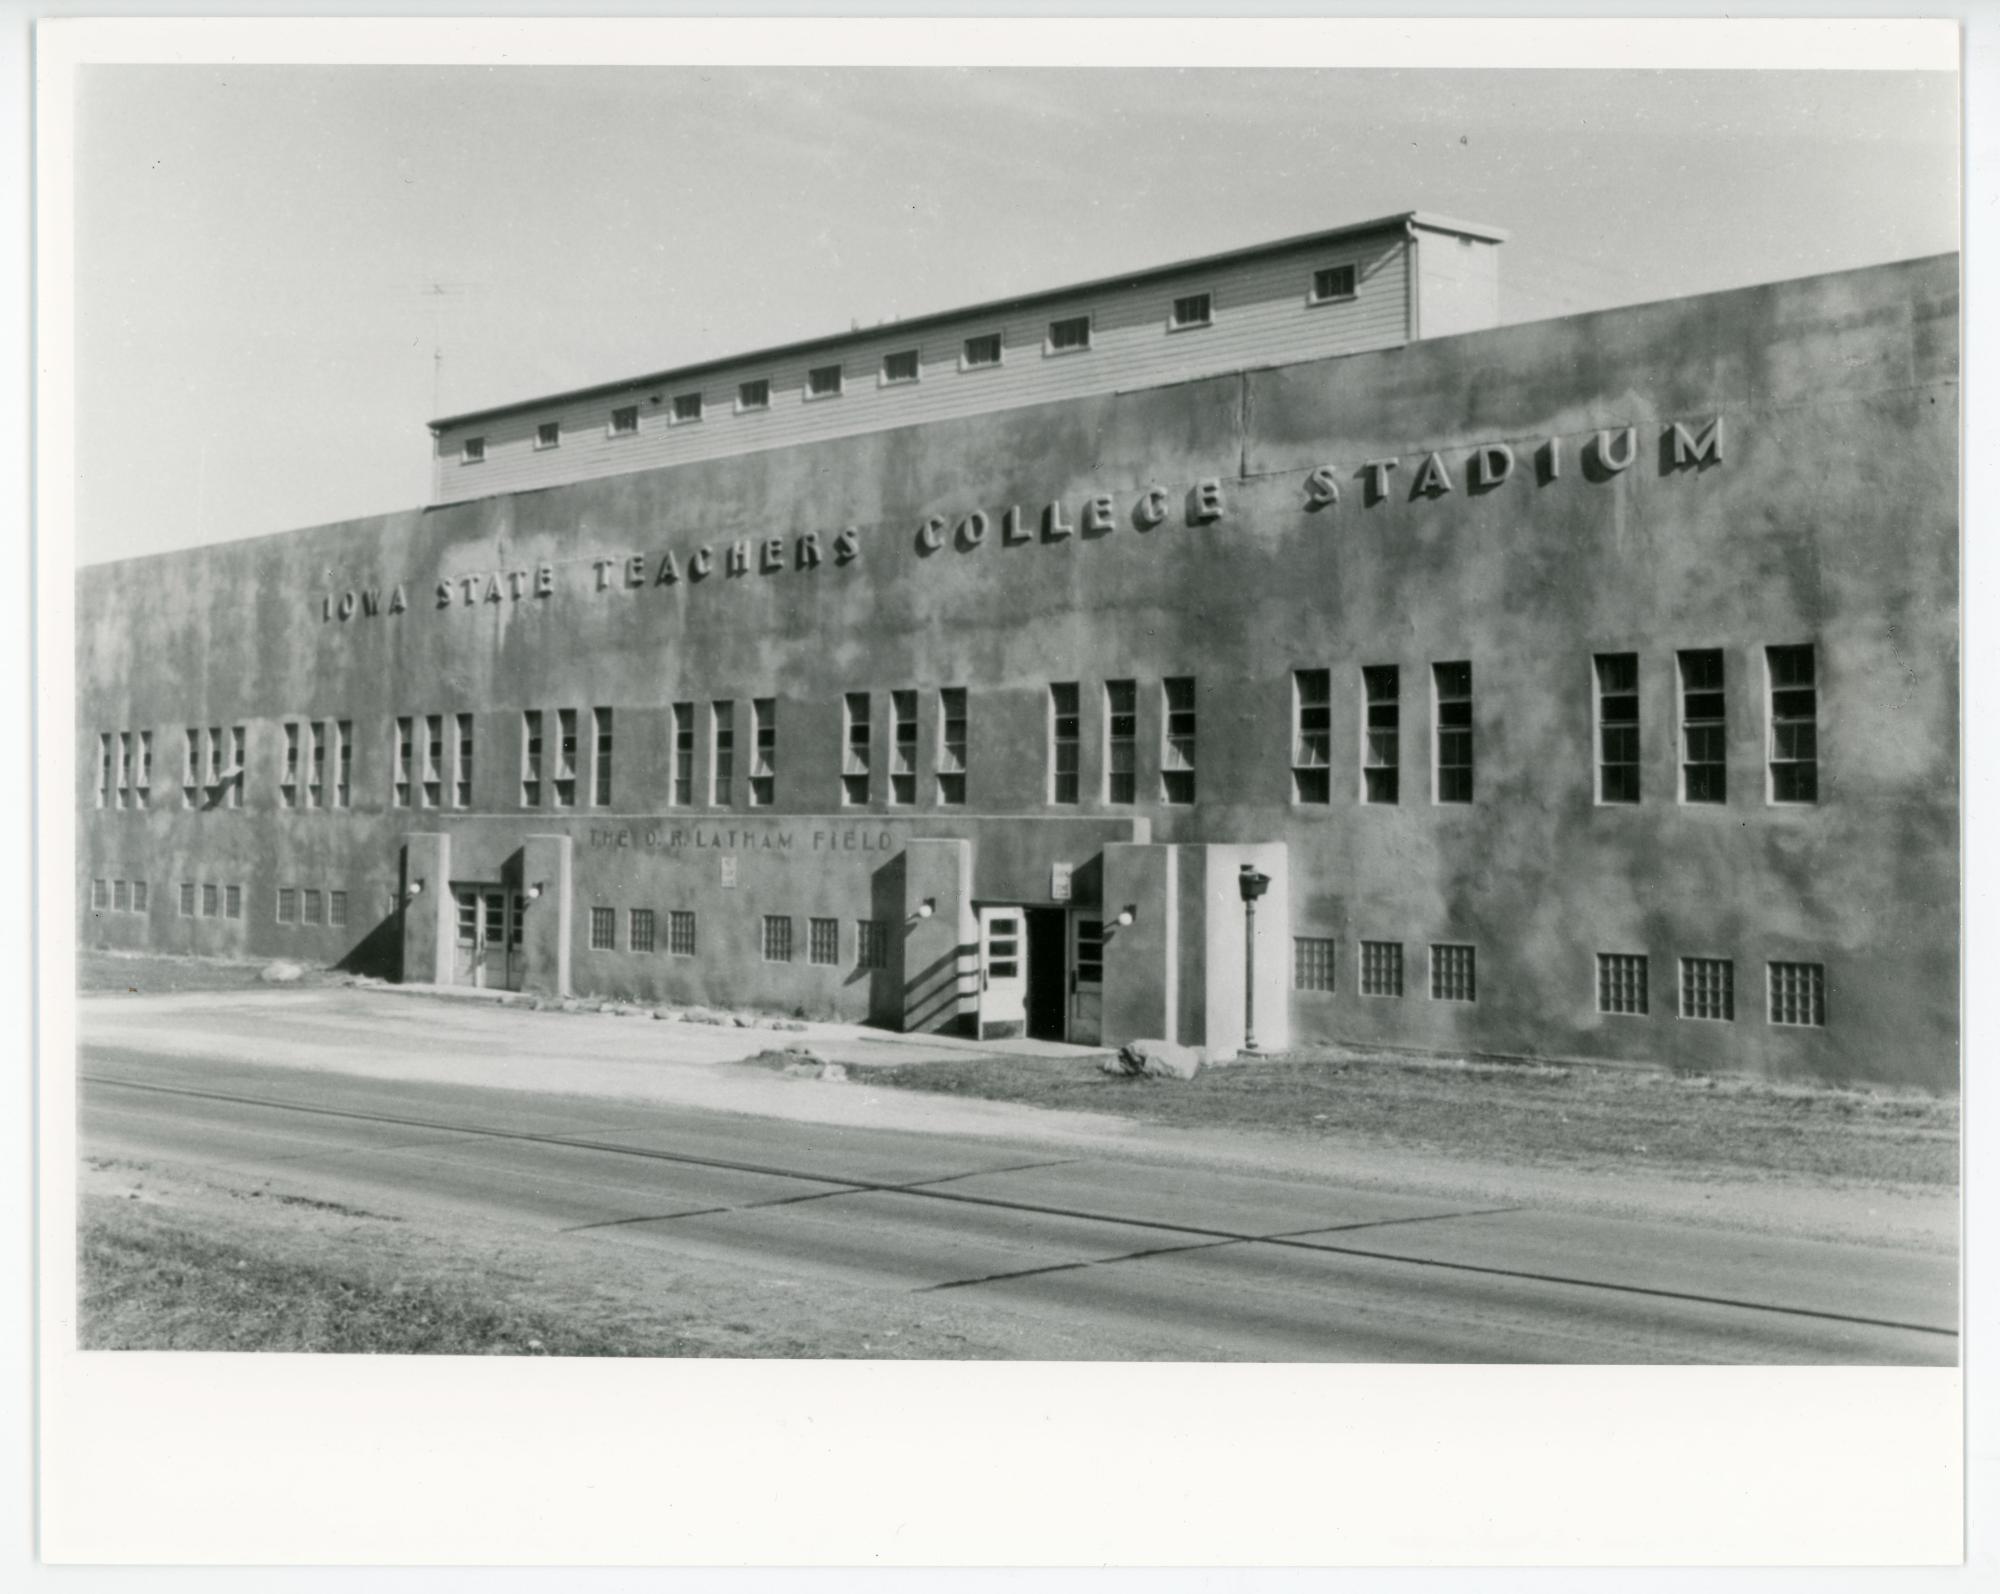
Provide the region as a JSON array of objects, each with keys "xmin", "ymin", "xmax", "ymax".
[{"xmin": 78, "ymin": 212, "xmax": 1960, "ymax": 1085}]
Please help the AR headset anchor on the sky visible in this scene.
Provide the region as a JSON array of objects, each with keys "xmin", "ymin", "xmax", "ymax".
[{"xmin": 72, "ymin": 64, "xmax": 1959, "ymax": 565}]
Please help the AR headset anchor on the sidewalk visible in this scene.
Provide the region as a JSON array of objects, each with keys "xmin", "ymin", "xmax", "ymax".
[{"xmin": 379, "ymin": 978, "xmax": 1111, "ymax": 1067}]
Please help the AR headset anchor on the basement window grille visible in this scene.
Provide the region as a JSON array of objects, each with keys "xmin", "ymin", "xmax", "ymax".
[
  {"xmin": 1293, "ymin": 937, "xmax": 1336, "ymax": 993},
  {"xmin": 1680, "ymin": 957, "xmax": 1735, "ymax": 1022},
  {"xmin": 1597, "ymin": 953, "xmax": 1649, "ymax": 1016},
  {"xmin": 1768, "ymin": 962, "xmax": 1826, "ymax": 1027},
  {"xmin": 1430, "ymin": 944, "xmax": 1476, "ymax": 1003}
]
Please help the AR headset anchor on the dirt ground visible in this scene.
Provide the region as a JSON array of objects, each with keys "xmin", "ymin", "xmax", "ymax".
[{"xmin": 75, "ymin": 1153, "xmax": 1198, "ymax": 1359}]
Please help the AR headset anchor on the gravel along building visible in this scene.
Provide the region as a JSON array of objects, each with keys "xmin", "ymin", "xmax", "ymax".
[{"xmin": 78, "ymin": 212, "xmax": 1959, "ymax": 1087}]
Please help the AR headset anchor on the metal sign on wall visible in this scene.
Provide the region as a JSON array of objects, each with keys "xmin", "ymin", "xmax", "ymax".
[{"xmin": 1051, "ymin": 862, "xmax": 1073, "ymax": 903}]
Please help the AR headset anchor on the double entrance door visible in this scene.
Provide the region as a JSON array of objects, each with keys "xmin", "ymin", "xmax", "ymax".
[
  {"xmin": 452, "ymin": 883, "xmax": 524, "ymax": 991},
  {"xmin": 977, "ymin": 906, "xmax": 1103, "ymax": 1044}
]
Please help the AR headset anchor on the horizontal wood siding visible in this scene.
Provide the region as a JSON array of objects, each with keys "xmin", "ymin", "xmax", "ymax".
[{"xmin": 432, "ymin": 232, "xmax": 1415, "ymax": 503}]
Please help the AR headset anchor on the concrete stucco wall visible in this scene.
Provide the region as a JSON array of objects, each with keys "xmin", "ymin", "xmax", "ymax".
[{"xmin": 79, "ymin": 254, "xmax": 1958, "ymax": 1083}]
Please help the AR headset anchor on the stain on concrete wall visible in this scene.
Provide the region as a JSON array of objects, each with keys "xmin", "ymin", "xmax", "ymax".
[{"xmin": 79, "ymin": 255, "xmax": 1958, "ymax": 1084}]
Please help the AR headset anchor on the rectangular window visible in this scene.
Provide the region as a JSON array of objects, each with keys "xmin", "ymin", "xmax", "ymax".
[
  {"xmin": 1170, "ymin": 292, "xmax": 1212, "ymax": 329},
  {"xmin": 1293, "ymin": 669, "xmax": 1331, "ymax": 804},
  {"xmin": 276, "ymin": 886, "xmax": 296, "ymax": 924},
  {"xmin": 226, "ymin": 727, "xmax": 245, "ymax": 808},
  {"xmin": 1362, "ymin": 666, "xmax": 1400, "ymax": 804},
  {"xmin": 1294, "ymin": 937, "xmax": 1336, "ymax": 993},
  {"xmin": 1680, "ymin": 957, "xmax": 1735, "ymax": 1021},
  {"xmin": 1596, "ymin": 653, "xmax": 1640, "ymax": 804},
  {"xmin": 1768, "ymin": 645, "xmax": 1818, "ymax": 804},
  {"xmin": 962, "ymin": 333, "xmax": 1002, "ymax": 369},
  {"xmin": 113, "ymin": 879, "xmax": 130, "ymax": 912},
  {"xmin": 392, "ymin": 717, "xmax": 412, "ymax": 807},
  {"xmin": 225, "ymin": 884, "xmax": 242, "ymax": 920},
  {"xmin": 1434, "ymin": 662, "xmax": 1473, "ymax": 803},
  {"xmin": 806, "ymin": 363, "xmax": 843, "ymax": 399},
  {"xmin": 1361, "ymin": 940, "xmax": 1403, "ymax": 998},
  {"xmin": 672, "ymin": 703, "xmax": 694, "ymax": 806},
  {"xmin": 890, "ymin": 689, "xmax": 917, "ymax": 805},
  {"xmin": 298, "ymin": 722, "xmax": 319, "ymax": 808},
  {"xmin": 609, "ymin": 405, "xmax": 639, "ymax": 436},
  {"xmin": 461, "ymin": 436, "xmax": 485, "ymax": 464},
  {"xmin": 1431, "ymin": 944, "xmax": 1476, "ymax": 1002},
  {"xmin": 132, "ymin": 881, "xmax": 148, "ymax": 913},
  {"xmin": 281, "ymin": 722, "xmax": 299, "ymax": 807},
  {"xmin": 668, "ymin": 910, "xmax": 697, "ymax": 957},
  {"xmin": 937, "ymin": 688, "xmax": 968, "ymax": 806},
  {"xmin": 712, "ymin": 701, "xmax": 735, "ymax": 805},
  {"xmin": 134, "ymin": 731, "xmax": 152, "ymax": 808},
  {"xmin": 1312, "ymin": 263, "xmax": 1357, "ymax": 302},
  {"xmin": 91, "ymin": 879, "xmax": 109, "ymax": 911},
  {"xmin": 589, "ymin": 907, "xmax": 616, "ymax": 951},
  {"xmin": 1050, "ymin": 683, "xmax": 1080, "ymax": 805},
  {"xmin": 749, "ymin": 698, "xmax": 775, "ymax": 807},
  {"xmin": 325, "ymin": 889, "xmax": 344, "ymax": 927},
  {"xmin": 521, "ymin": 710, "xmax": 543, "ymax": 807},
  {"xmin": 422, "ymin": 714, "xmax": 443, "ymax": 808},
  {"xmin": 1075, "ymin": 919, "xmax": 1105, "ymax": 988},
  {"xmin": 1106, "ymin": 679, "xmax": 1137, "ymax": 804},
  {"xmin": 334, "ymin": 720, "xmax": 352, "ymax": 808},
  {"xmin": 762, "ymin": 915, "xmax": 793, "ymax": 963},
  {"xmin": 555, "ymin": 708, "xmax": 578, "ymax": 808},
  {"xmin": 1679, "ymin": 649, "xmax": 1727, "ymax": 803},
  {"xmin": 841, "ymin": 691, "xmax": 871, "ymax": 806},
  {"xmin": 535, "ymin": 421, "xmax": 560, "ymax": 450},
  {"xmin": 671, "ymin": 392, "xmax": 702, "ymax": 424},
  {"xmin": 202, "ymin": 883, "xmax": 219, "ymax": 918},
  {"xmin": 856, "ymin": 920, "xmax": 888, "ymax": 970},
  {"xmin": 455, "ymin": 713, "xmax": 474, "ymax": 808},
  {"xmin": 115, "ymin": 730, "xmax": 131, "ymax": 808},
  {"xmin": 737, "ymin": 378, "xmax": 770, "ymax": 412},
  {"xmin": 183, "ymin": 728, "xmax": 200, "ymax": 807},
  {"xmin": 809, "ymin": 917, "xmax": 839, "ymax": 966},
  {"xmin": 592, "ymin": 707, "xmax": 613, "ymax": 806},
  {"xmin": 97, "ymin": 734, "xmax": 112, "ymax": 808},
  {"xmin": 881, "ymin": 349, "xmax": 919, "ymax": 385},
  {"xmin": 179, "ymin": 882, "xmax": 195, "ymax": 917},
  {"xmin": 1047, "ymin": 314, "xmax": 1091, "ymax": 353},
  {"xmin": 1597, "ymin": 953, "xmax": 1649, "ymax": 1016},
  {"xmin": 302, "ymin": 888, "xmax": 323, "ymax": 927},
  {"xmin": 630, "ymin": 908, "xmax": 656, "ymax": 954},
  {"xmin": 1768, "ymin": 962, "xmax": 1826, "ymax": 1027},
  {"xmin": 1161, "ymin": 677, "xmax": 1196, "ymax": 805}
]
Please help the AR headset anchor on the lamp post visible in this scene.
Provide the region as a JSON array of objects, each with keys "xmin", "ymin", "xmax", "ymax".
[{"xmin": 1238, "ymin": 864, "xmax": 1271, "ymax": 1055}]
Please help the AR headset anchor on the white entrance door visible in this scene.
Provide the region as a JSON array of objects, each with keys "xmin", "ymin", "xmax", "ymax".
[
  {"xmin": 452, "ymin": 883, "xmax": 524, "ymax": 991},
  {"xmin": 977, "ymin": 907, "xmax": 1028, "ymax": 1039},
  {"xmin": 1069, "ymin": 913, "xmax": 1104, "ymax": 1045}
]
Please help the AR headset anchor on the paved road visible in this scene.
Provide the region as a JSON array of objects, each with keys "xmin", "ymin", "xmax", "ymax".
[{"xmin": 79, "ymin": 1043, "xmax": 1957, "ymax": 1364}]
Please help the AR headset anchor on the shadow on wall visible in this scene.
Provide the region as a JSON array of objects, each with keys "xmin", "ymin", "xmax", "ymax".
[
  {"xmin": 903, "ymin": 945, "xmax": 974, "ymax": 1036},
  {"xmin": 859, "ymin": 853, "xmax": 907, "ymax": 1027},
  {"xmin": 335, "ymin": 913, "xmax": 403, "ymax": 982}
]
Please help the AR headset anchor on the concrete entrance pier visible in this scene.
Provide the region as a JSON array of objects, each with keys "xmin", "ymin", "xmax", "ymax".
[{"xmin": 1103, "ymin": 840, "xmax": 1290, "ymax": 1055}]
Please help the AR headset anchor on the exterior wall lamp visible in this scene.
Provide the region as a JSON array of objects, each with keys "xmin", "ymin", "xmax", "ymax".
[
  {"xmin": 405, "ymin": 878, "xmax": 425, "ymax": 903},
  {"xmin": 909, "ymin": 898, "xmax": 936, "ymax": 925},
  {"xmin": 1114, "ymin": 906, "xmax": 1137, "ymax": 928},
  {"xmin": 525, "ymin": 881, "xmax": 545, "ymax": 903}
]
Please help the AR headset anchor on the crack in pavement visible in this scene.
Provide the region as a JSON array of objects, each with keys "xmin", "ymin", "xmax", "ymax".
[
  {"xmin": 917, "ymin": 1205, "xmax": 1525, "ymax": 1293},
  {"xmin": 82, "ymin": 1072, "xmax": 1957, "ymax": 1340},
  {"xmin": 560, "ymin": 1158, "xmax": 1086, "ymax": 1234}
]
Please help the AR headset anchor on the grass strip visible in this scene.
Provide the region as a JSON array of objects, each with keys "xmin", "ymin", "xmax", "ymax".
[{"xmin": 853, "ymin": 1053, "xmax": 1959, "ymax": 1188}]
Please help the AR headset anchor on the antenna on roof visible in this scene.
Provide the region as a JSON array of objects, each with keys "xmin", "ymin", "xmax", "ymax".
[{"xmin": 418, "ymin": 280, "xmax": 475, "ymax": 413}]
